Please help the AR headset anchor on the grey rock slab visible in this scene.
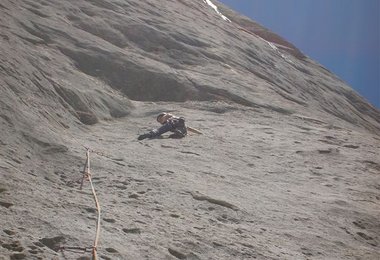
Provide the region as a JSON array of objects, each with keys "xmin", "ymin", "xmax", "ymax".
[{"xmin": 0, "ymin": 0, "xmax": 379, "ymax": 259}]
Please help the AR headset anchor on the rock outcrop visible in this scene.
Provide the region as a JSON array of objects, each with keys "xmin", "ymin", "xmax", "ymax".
[{"xmin": 1, "ymin": 0, "xmax": 379, "ymax": 259}]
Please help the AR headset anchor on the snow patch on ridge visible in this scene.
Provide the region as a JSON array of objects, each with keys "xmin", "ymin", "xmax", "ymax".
[
  {"xmin": 203, "ymin": 0, "xmax": 231, "ymax": 22},
  {"xmin": 201, "ymin": 1, "xmax": 292, "ymax": 64},
  {"xmin": 266, "ymin": 40, "xmax": 294, "ymax": 64}
]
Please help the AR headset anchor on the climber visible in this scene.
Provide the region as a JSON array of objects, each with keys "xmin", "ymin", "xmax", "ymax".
[{"xmin": 138, "ymin": 112, "xmax": 188, "ymax": 140}]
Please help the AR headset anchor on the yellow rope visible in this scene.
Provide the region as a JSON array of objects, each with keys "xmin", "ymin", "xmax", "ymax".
[
  {"xmin": 61, "ymin": 149, "xmax": 102, "ymax": 259},
  {"xmin": 22, "ymin": 88, "xmax": 106, "ymax": 259},
  {"xmin": 86, "ymin": 150, "xmax": 101, "ymax": 260}
]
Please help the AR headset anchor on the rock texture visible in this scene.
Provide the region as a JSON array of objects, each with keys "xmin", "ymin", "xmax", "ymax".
[{"xmin": 0, "ymin": 0, "xmax": 379, "ymax": 259}]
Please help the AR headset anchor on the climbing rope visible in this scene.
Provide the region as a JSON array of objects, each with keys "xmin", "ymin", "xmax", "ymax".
[
  {"xmin": 61, "ymin": 149, "xmax": 101, "ymax": 260},
  {"xmin": 85, "ymin": 149, "xmax": 101, "ymax": 260}
]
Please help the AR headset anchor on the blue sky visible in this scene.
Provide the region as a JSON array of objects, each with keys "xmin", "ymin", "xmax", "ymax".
[{"xmin": 219, "ymin": 0, "xmax": 380, "ymax": 108}]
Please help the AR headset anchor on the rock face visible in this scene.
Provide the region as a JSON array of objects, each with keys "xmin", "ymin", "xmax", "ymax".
[{"xmin": 0, "ymin": 0, "xmax": 379, "ymax": 259}]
